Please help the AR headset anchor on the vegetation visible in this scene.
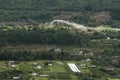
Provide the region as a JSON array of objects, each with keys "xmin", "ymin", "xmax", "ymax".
[
  {"xmin": 0, "ymin": 25, "xmax": 119, "ymax": 63},
  {"xmin": 0, "ymin": 0, "xmax": 120, "ymax": 27},
  {"xmin": 0, "ymin": 61, "xmax": 119, "ymax": 80},
  {"xmin": 0, "ymin": 0, "xmax": 120, "ymax": 80}
]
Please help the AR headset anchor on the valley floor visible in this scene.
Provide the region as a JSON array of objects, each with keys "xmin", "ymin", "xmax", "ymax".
[{"xmin": 0, "ymin": 61, "xmax": 119, "ymax": 80}]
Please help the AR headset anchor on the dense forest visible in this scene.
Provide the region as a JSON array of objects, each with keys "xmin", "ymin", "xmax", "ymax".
[
  {"xmin": 0, "ymin": 0, "xmax": 120, "ymax": 27},
  {"xmin": 0, "ymin": 25, "xmax": 120, "ymax": 62},
  {"xmin": 0, "ymin": 25, "xmax": 120, "ymax": 47},
  {"xmin": 0, "ymin": 26, "xmax": 98, "ymax": 46}
]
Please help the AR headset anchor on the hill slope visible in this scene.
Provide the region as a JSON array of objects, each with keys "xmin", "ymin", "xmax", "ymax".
[
  {"xmin": 0, "ymin": 0, "xmax": 120, "ymax": 10},
  {"xmin": 0, "ymin": 0, "xmax": 120, "ymax": 27}
]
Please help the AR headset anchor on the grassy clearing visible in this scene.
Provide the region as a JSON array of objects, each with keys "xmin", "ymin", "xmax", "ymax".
[{"xmin": 49, "ymin": 65, "xmax": 66, "ymax": 72}]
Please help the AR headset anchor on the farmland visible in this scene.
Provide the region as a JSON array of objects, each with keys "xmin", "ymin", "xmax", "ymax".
[{"xmin": 0, "ymin": 61, "xmax": 119, "ymax": 80}]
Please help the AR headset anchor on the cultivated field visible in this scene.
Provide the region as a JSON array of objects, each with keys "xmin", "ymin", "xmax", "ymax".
[{"xmin": 0, "ymin": 61, "xmax": 119, "ymax": 80}]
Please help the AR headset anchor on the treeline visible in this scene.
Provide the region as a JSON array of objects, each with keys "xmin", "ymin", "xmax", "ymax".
[
  {"xmin": 0, "ymin": 26, "xmax": 120, "ymax": 46},
  {"xmin": 0, "ymin": 25, "xmax": 120, "ymax": 61},
  {"xmin": 0, "ymin": 45, "xmax": 119, "ymax": 67},
  {"xmin": 0, "ymin": 27, "xmax": 91, "ymax": 46},
  {"xmin": 0, "ymin": 50, "xmax": 74, "ymax": 61}
]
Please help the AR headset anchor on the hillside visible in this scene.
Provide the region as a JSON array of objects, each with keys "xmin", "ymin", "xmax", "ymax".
[
  {"xmin": 0, "ymin": 0, "xmax": 120, "ymax": 11},
  {"xmin": 0, "ymin": 0, "xmax": 120, "ymax": 27},
  {"xmin": 0, "ymin": 1, "xmax": 120, "ymax": 79}
]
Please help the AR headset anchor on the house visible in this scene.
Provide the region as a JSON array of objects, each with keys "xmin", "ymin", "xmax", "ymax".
[
  {"xmin": 36, "ymin": 65, "xmax": 42, "ymax": 69},
  {"xmin": 13, "ymin": 74, "xmax": 20, "ymax": 79},
  {"xmin": 49, "ymin": 48, "xmax": 62, "ymax": 53},
  {"xmin": 80, "ymin": 64, "xmax": 87, "ymax": 67},
  {"xmin": 54, "ymin": 48, "xmax": 62, "ymax": 52},
  {"xmin": 57, "ymin": 61, "xmax": 64, "ymax": 65},
  {"xmin": 11, "ymin": 64, "xmax": 16, "ymax": 68},
  {"xmin": 40, "ymin": 74, "xmax": 48, "ymax": 77},
  {"xmin": 32, "ymin": 63, "xmax": 37, "ymax": 66},
  {"xmin": 86, "ymin": 59, "xmax": 91, "ymax": 62},
  {"xmin": 45, "ymin": 61, "xmax": 53, "ymax": 66},
  {"xmin": 48, "ymin": 63, "xmax": 53, "ymax": 66},
  {"xmin": 79, "ymin": 51, "xmax": 83, "ymax": 54},
  {"xmin": 32, "ymin": 73, "xmax": 38, "ymax": 76},
  {"xmin": 106, "ymin": 66, "xmax": 115, "ymax": 71},
  {"xmin": 73, "ymin": 50, "xmax": 83, "ymax": 55},
  {"xmin": 13, "ymin": 76, "xmax": 20, "ymax": 79},
  {"xmin": 2, "ymin": 64, "xmax": 7, "ymax": 68},
  {"xmin": 88, "ymin": 52, "xmax": 94, "ymax": 56},
  {"xmin": 79, "ymin": 64, "xmax": 87, "ymax": 68},
  {"xmin": 107, "ymin": 37, "xmax": 110, "ymax": 40}
]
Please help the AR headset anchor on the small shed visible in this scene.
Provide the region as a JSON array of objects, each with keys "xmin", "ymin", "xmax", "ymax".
[
  {"xmin": 32, "ymin": 63, "xmax": 37, "ymax": 66},
  {"xmin": 13, "ymin": 76, "xmax": 20, "ymax": 79},
  {"xmin": 11, "ymin": 64, "xmax": 16, "ymax": 68},
  {"xmin": 32, "ymin": 73, "xmax": 38, "ymax": 76},
  {"xmin": 45, "ymin": 61, "xmax": 53, "ymax": 66},
  {"xmin": 13, "ymin": 74, "xmax": 20, "ymax": 79}
]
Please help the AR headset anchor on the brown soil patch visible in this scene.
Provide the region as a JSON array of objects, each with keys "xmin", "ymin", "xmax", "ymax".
[
  {"xmin": 53, "ymin": 11, "xmax": 83, "ymax": 20},
  {"xmin": 93, "ymin": 11, "xmax": 111, "ymax": 23}
]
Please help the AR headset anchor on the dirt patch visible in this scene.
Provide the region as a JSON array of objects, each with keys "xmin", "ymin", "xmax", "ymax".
[
  {"xmin": 53, "ymin": 11, "xmax": 112, "ymax": 24},
  {"xmin": 93, "ymin": 11, "xmax": 111, "ymax": 23},
  {"xmin": 53, "ymin": 11, "xmax": 83, "ymax": 20}
]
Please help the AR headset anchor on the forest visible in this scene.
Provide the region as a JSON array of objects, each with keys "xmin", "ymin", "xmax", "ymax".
[
  {"xmin": 0, "ymin": 0, "xmax": 120, "ymax": 27},
  {"xmin": 0, "ymin": 25, "xmax": 120, "ymax": 62}
]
